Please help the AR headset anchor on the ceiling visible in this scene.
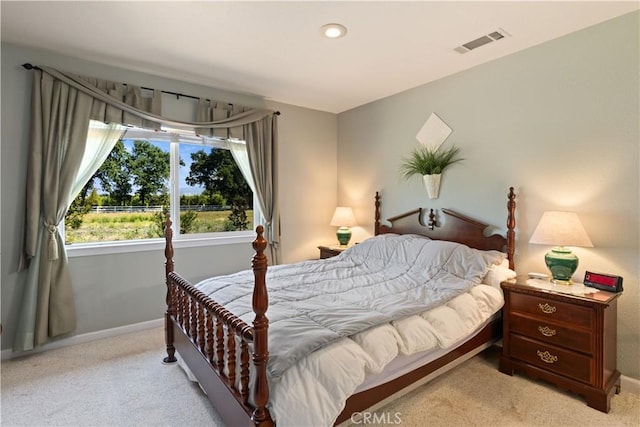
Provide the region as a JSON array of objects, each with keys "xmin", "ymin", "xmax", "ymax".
[{"xmin": 1, "ymin": 1, "xmax": 638, "ymax": 113}]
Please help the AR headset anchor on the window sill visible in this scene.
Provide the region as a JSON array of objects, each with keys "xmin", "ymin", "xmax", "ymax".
[{"xmin": 66, "ymin": 231, "xmax": 256, "ymax": 258}]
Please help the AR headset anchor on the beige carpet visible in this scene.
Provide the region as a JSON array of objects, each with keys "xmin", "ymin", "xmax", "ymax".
[{"xmin": 1, "ymin": 327, "xmax": 638, "ymax": 427}]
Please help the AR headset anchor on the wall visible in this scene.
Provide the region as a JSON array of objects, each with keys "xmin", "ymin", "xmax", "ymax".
[
  {"xmin": 0, "ymin": 43, "xmax": 338, "ymax": 351},
  {"xmin": 338, "ymin": 12, "xmax": 639, "ymax": 378}
]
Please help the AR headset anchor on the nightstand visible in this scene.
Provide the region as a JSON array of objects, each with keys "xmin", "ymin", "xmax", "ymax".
[
  {"xmin": 318, "ymin": 245, "xmax": 347, "ymax": 259},
  {"xmin": 499, "ymin": 276, "xmax": 621, "ymax": 413}
]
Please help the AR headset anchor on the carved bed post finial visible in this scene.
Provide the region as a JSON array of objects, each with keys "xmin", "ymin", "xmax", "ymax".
[
  {"xmin": 375, "ymin": 192, "xmax": 381, "ymax": 236},
  {"xmin": 163, "ymin": 211, "xmax": 177, "ymax": 364},
  {"xmin": 506, "ymin": 187, "xmax": 516, "ymax": 270},
  {"xmin": 251, "ymin": 226, "xmax": 272, "ymax": 424},
  {"xmin": 428, "ymin": 209, "xmax": 436, "ymax": 230}
]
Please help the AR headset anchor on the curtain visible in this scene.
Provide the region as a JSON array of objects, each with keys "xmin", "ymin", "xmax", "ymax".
[
  {"xmin": 245, "ymin": 115, "xmax": 280, "ymax": 264},
  {"xmin": 71, "ymin": 121, "xmax": 127, "ymax": 200},
  {"xmin": 228, "ymin": 140, "xmax": 269, "ymax": 245},
  {"xmin": 16, "ymin": 69, "xmax": 160, "ymax": 351},
  {"xmin": 18, "ymin": 65, "xmax": 279, "ymax": 350},
  {"xmin": 15, "ymin": 71, "xmax": 96, "ymax": 351},
  {"xmin": 41, "ymin": 66, "xmax": 269, "ymax": 129},
  {"xmin": 196, "ymin": 99, "xmax": 246, "ymax": 139},
  {"xmin": 227, "ymin": 139, "xmax": 256, "ymax": 195}
]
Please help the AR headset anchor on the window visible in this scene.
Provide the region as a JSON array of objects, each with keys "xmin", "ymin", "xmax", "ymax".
[{"xmin": 64, "ymin": 122, "xmax": 260, "ymax": 250}]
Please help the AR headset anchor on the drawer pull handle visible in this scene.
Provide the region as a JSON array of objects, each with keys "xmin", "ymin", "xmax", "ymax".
[
  {"xmin": 537, "ymin": 350, "xmax": 558, "ymax": 364},
  {"xmin": 538, "ymin": 326, "xmax": 556, "ymax": 337},
  {"xmin": 538, "ymin": 303, "xmax": 556, "ymax": 314}
]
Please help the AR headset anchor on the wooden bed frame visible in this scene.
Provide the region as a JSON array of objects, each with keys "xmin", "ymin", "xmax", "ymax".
[{"xmin": 163, "ymin": 187, "xmax": 516, "ymax": 426}]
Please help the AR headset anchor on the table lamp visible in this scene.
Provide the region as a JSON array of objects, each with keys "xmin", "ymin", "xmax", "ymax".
[
  {"xmin": 529, "ymin": 211, "xmax": 593, "ymax": 285},
  {"xmin": 330, "ymin": 207, "xmax": 356, "ymax": 246}
]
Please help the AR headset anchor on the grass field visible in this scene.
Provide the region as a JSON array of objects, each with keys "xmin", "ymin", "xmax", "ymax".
[{"xmin": 66, "ymin": 210, "xmax": 254, "ymax": 244}]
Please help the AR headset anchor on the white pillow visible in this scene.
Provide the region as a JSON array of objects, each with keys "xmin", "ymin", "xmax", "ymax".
[
  {"xmin": 497, "ymin": 258, "xmax": 510, "ymax": 268},
  {"xmin": 483, "ymin": 264, "xmax": 516, "ymax": 288},
  {"xmin": 471, "ymin": 285, "xmax": 505, "ymax": 317}
]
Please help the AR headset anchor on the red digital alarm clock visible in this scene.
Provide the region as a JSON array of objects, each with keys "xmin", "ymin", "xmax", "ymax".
[{"xmin": 583, "ymin": 271, "xmax": 623, "ymax": 292}]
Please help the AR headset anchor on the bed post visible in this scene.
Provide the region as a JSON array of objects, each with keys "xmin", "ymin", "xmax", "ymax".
[
  {"xmin": 374, "ymin": 192, "xmax": 381, "ymax": 235},
  {"xmin": 163, "ymin": 213, "xmax": 177, "ymax": 364},
  {"xmin": 251, "ymin": 226, "xmax": 273, "ymax": 425},
  {"xmin": 506, "ymin": 187, "xmax": 516, "ymax": 270}
]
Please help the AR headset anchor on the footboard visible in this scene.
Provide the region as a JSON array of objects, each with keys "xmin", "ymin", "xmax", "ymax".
[{"xmin": 163, "ymin": 216, "xmax": 274, "ymax": 427}]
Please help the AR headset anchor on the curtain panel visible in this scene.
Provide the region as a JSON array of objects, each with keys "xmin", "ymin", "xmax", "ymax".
[
  {"xmin": 246, "ymin": 115, "xmax": 280, "ymax": 264},
  {"xmin": 15, "ymin": 71, "xmax": 136, "ymax": 351},
  {"xmin": 17, "ymin": 65, "xmax": 280, "ymax": 351}
]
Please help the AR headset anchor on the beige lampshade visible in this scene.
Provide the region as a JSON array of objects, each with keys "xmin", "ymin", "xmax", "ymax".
[
  {"xmin": 330, "ymin": 207, "xmax": 356, "ymax": 227},
  {"xmin": 529, "ymin": 211, "xmax": 593, "ymax": 247}
]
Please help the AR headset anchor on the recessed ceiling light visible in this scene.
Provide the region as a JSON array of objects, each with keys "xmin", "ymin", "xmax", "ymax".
[{"xmin": 321, "ymin": 23, "xmax": 347, "ymax": 39}]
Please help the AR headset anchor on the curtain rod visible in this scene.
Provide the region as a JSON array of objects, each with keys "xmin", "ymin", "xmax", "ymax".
[{"xmin": 22, "ymin": 63, "xmax": 280, "ymax": 115}]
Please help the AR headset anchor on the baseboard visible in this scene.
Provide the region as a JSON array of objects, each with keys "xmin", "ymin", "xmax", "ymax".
[
  {"xmin": 1, "ymin": 318, "xmax": 163, "ymax": 361},
  {"xmin": 621, "ymin": 374, "xmax": 640, "ymax": 395}
]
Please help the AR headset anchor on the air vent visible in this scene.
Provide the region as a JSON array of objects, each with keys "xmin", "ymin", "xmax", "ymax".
[{"xmin": 455, "ymin": 29, "xmax": 509, "ymax": 54}]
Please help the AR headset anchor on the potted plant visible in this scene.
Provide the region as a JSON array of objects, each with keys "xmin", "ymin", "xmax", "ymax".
[{"xmin": 400, "ymin": 145, "xmax": 463, "ymax": 198}]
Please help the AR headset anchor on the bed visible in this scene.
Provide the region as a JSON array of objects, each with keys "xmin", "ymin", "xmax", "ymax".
[{"xmin": 162, "ymin": 187, "xmax": 517, "ymax": 426}]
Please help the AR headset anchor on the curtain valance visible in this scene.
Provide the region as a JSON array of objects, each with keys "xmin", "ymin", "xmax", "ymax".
[{"xmin": 38, "ymin": 66, "xmax": 275, "ymax": 131}]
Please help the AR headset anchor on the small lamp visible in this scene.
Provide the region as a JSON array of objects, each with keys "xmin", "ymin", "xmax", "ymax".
[
  {"xmin": 529, "ymin": 211, "xmax": 593, "ymax": 285},
  {"xmin": 330, "ymin": 207, "xmax": 357, "ymax": 246}
]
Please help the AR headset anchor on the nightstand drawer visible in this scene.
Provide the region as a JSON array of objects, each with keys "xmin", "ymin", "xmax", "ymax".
[
  {"xmin": 510, "ymin": 313, "xmax": 592, "ymax": 354},
  {"xmin": 510, "ymin": 334, "xmax": 593, "ymax": 384},
  {"xmin": 511, "ymin": 293, "xmax": 593, "ymax": 328}
]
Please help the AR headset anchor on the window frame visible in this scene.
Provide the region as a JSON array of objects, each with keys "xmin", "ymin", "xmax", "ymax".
[{"xmin": 66, "ymin": 126, "xmax": 261, "ymax": 258}]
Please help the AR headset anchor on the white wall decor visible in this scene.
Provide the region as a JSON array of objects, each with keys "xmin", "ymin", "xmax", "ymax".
[{"xmin": 415, "ymin": 112, "xmax": 452, "ymax": 150}]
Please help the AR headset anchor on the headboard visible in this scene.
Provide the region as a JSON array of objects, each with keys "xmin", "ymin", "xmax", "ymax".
[{"xmin": 374, "ymin": 187, "xmax": 516, "ymax": 269}]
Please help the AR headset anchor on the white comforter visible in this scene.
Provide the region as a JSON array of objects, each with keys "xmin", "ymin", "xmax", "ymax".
[
  {"xmin": 191, "ymin": 234, "xmax": 514, "ymax": 426},
  {"xmin": 269, "ymin": 283, "xmax": 506, "ymax": 426}
]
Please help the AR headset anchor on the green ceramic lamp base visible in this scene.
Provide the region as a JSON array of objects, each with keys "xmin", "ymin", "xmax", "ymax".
[
  {"xmin": 545, "ymin": 246, "xmax": 579, "ymax": 285},
  {"xmin": 336, "ymin": 227, "xmax": 352, "ymax": 246}
]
